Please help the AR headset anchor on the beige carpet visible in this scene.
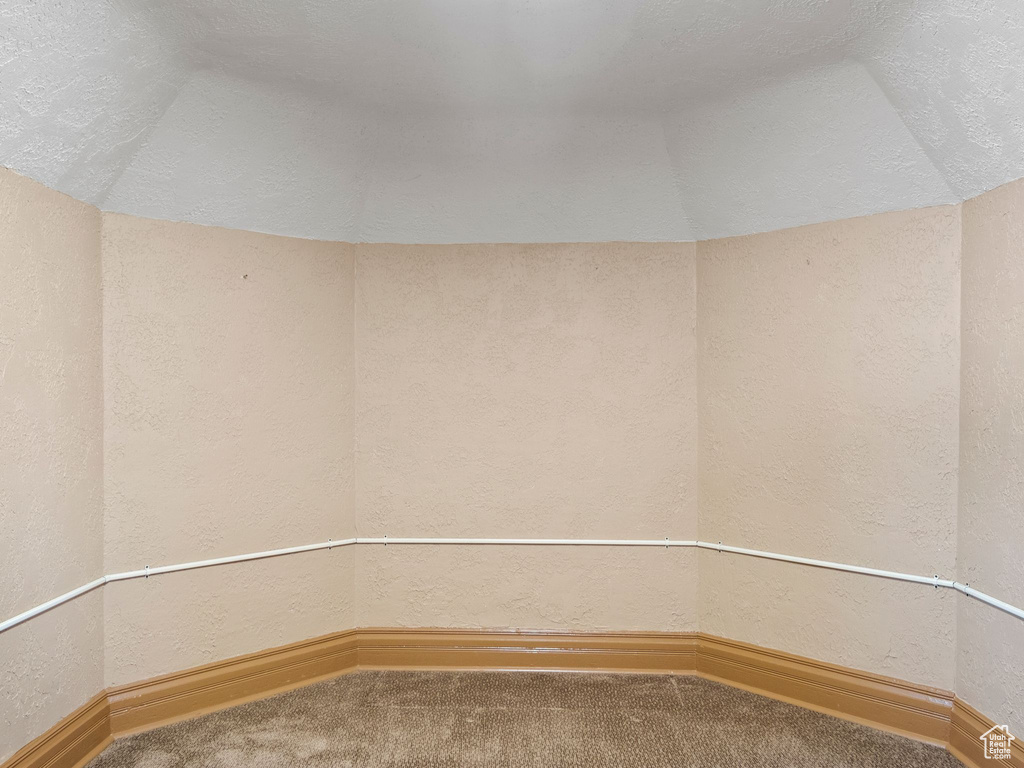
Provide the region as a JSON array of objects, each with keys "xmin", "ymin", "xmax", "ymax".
[{"xmin": 87, "ymin": 670, "xmax": 964, "ymax": 767}]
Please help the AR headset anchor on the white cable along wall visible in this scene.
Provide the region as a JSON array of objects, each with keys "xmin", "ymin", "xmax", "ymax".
[{"xmin": 2, "ymin": 536, "xmax": 1022, "ymax": 635}]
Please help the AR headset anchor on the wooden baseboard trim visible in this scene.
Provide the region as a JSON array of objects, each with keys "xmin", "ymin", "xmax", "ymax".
[
  {"xmin": 356, "ymin": 628, "xmax": 699, "ymax": 673},
  {"xmin": 107, "ymin": 629, "xmax": 359, "ymax": 735},
  {"xmin": 697, "ymin": 633, "xmax": 954, "ymax": 745},
  {"xmin": 3, "ymin": 628, "xmax": 1016, "ymax": 768},
  {"xmin": 3, "ymin": 693, "xmax": 109, "ymax": 768},
  {"xmin": 950, "ymin": 697, "xmax": 1024, "ymax": 768}
]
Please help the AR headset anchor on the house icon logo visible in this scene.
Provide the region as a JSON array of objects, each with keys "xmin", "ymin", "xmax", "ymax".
[{"xmin": 981, "ymin": 724, "xmax": 1016, "ymax": 760}]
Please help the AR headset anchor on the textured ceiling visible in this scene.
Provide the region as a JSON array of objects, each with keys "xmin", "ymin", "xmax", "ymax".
[
  {"xmin": 143, "ymin": 0, "xmax": 886, "ymax": 113},
  {"xmin": 1, "ymin": 0, "xmax": 1022, "ymax": 242}
]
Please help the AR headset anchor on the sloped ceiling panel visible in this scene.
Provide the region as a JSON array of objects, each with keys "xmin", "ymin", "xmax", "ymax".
[
  {"xmin": 140, "ymin": 0, "xmax": 885, "ymax": 112},
  {"xmin": 1, "ymin": 0, "xmax": 1023, "ymax": 242},
  {"xmin": 103, "ymin": 71, "xmax": 368, "ymax": 242},
  {"xmin": 355, "ymin": 113, "xmax": 694, "ymax": 243},
  {"xmin": 0, "ymin": 0, "xmax": 188, "ymax": 205},
  {"xmin": 663, "ymin": 60, "xmax": 956, "ymax": 241},
  {"xmin": 855, "ymin": 0, "xmax": 1024, "ymax": 200},
  {"xmin": 104, "ymin": 70, "xmax": 694, "ymax": 243}
]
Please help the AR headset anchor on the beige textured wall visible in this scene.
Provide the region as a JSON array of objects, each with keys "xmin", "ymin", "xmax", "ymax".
[
  {"xmin": 959, "ymin": 178, "xmax": 1024, "ymax": 734},
  {"xmin": 101, "ymin": 213, "xmax": 355, "ymax": 686},
  {"xmin": 354, "ymin": 243, "xmax": 698, "ymax": 630},
  {"xmin": 5, "ymin": 163, "xmax": 1024, "ymax": 757},
  {"xmin": 697, "ymin": 206, "xmax": 962, "ymax": 688},
  {"xmin": 0, "ymin": 168, "xmax": 104, "ymax": 762}
]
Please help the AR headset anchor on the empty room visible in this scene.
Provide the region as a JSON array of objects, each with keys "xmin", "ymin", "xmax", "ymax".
[{"xmin": 1, "ymin": 0, "xmax": 1022, "ymax": 766}]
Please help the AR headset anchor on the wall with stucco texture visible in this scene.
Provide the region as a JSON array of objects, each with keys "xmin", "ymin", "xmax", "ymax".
[
  {"xmin": 0, "ymin": 168, "xmax": 104, "ymax": 762},
  {"xmin": 6, "ymin": 161, "xmax": 1024, "ymax": 754},
  {"xmin": 354, "ymin": 243, "xmax": 698, "ymax": 630},
  {"xmin": 696, "ymin": 206, "xmax": 962, "ymax": 689},
  {"xmin": 101, "ymin": 213, "xmax": 356, "ymax": 686},
  {"xmin": 959, "ymin": 178, "xmax": 1024, "ymax": 735}
]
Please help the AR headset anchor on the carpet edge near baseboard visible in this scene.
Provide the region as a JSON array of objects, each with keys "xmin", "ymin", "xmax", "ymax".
[{"xmin": 5, "ymin": 628, "xmax": 1019, "ymax": 768}]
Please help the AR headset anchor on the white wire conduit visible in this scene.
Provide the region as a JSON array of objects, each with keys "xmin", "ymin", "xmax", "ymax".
[{"xmin": 2, "ymin": 537, "xmax": 1022, "ymax": 635}]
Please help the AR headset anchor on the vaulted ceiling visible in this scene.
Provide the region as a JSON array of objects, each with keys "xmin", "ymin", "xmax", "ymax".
[{"xmin": 2, "ymin": 0, "xmax": 1022, "ymax": 242}]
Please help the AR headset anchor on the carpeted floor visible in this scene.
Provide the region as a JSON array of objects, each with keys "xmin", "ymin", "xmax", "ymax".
[{"xmin": 87, "ymin": 670, "xmax": 964, "ymax": 767}]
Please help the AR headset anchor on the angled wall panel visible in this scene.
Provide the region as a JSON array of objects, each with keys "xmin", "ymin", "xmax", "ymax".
[
  {"xmin": 0, "ymin": 168, "xmax": 104, "ymax": 763},
  {"xmin": 354, "ymin": 243, "xmax": 698, "ymax": 630},
  {"xmin": 959, "ymin": 177, "xmax": 1024, "ymax": 737},
  {"xmin": 696, "ymin": 205, "xmax": 962, "ymax": 689},
  {"xmin": 100, "ymin": 213, "xmax": 356, "ymax": 687}
]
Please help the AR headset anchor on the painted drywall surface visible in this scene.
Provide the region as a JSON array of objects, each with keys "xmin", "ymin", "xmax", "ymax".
[
  {"xmin": 662, "ymin": 59, "xmax": 954, "ymax": 241},
  {"xmin": 0, "ymin": 168, "xmax": 103, "ymax": 762},
  {"xmin": 103, "ymin": 552, "xmax": 354, "ymax": 687},
  {"xmin": 958, "ymin": 178, "xmax": 1024, "ymax": 735},
  {"xmin": 0, "ymin": 0, "xmax": 187, "ymax": 205},
  {"xmin": 699, "ymin": 551, "xmax": 957, "ymax": 685},
  {"xmin": 358, "ymin": 546, "xmax": 696, "ymax": 631},
  {"xmin": 697, "ymin": 205, "xmax": 961, "ymax": 689},
  {"xmin": 355, "ymin": 243, "xmax": 698, "ymax": 630},
  {"xmin": 0, "ymin": 591, "xmax": 104, "ymax": 763},
  {"xmin": 101, "ymin": 213, "xmax": 356, "ymax": 683}
]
